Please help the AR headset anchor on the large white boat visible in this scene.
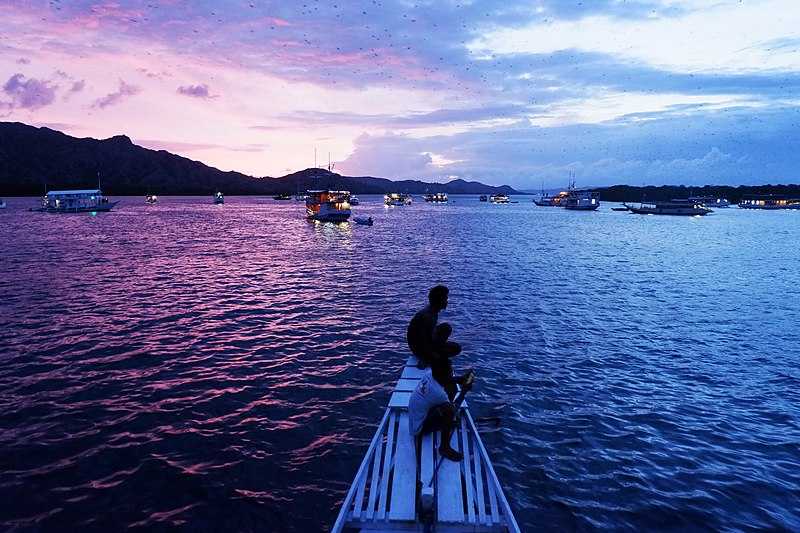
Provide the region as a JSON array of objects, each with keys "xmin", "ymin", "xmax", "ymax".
[
  {"xmin": 306, "ymin": 190, "xmax": 351, "ymax": 222},
  {"xmin": 332, "ymin": 355, "xmax": 520, "ymax": 533},
  {"xmin": 145, "ymin": 194, "xmax": 158, "ymax": 205},
  {"xmin": 564, "ymin": 190, "xmax": 600, "ymax": 210},
  {"xmin": 32, "ymin": 189, "xmax": 118, "ymax": 213},
  {"xmin": 489, "ymin": 193, "xmax": 509, "ymax": 204},
  {"xmin": 385, "ymin": 193, "xmax": 412, "ymax": 206},
  {"xmin": 213, "ymin": 191, "xmax": 224, "ymax": 204}
]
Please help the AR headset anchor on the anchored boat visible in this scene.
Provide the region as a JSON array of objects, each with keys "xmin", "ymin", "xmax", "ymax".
[
  {"xmin": 489, "ymin": 194, "xmax": 509, "ymax": 204},
  {"xmin": 689, "ymin": 196, "xmax": 729, "ymax": 208},
  {"xmin": 307, "ymin": 190, "xmax": 351, "ymax": 222},
  {"xmin": 332, "ymin": 355, "xmax": 520, "ymax": 533},
  {"xmin": 629, "ymin": 199, "xmax": 712, "ymax": 216},
  {"xmin": 385, "ymin": 193, "xmax": 413, "ymax": 206},
  {"xmin": 145, "ymin": 194, "xmax": 158, "ymax": 205},
  {"xmin": 214, "ymin": 192, "xmax": 225, "ymax": 204},
  {"xmin": 563, "ymin": 190, "xmax": 600, "ymax": 210},
  {"xmin": 738, "ymin": 194, "xmax": 800, "ymax": 209},
  {"xmin": 424, "ymin": 193, "xmax": 448, "ymax": 203},
  {"xmin": 32, "ymin": 189, "xmax": 118, "ymax": 213}
]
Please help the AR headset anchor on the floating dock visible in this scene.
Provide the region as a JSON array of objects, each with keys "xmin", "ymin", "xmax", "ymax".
[{"xmin": 332, "ymin": 356, "xmax": 520, "ymax": 532}]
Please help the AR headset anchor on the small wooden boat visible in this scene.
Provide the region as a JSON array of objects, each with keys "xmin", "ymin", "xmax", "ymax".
[
  {"xmin": 332, "ymin": 355, "xmax": 520, "ymax": 533},
  {"xmin": 611, "ymin": 206, "xmax": 629, "ymax": 212},
  {"xmin": 353, "ymin": 216, "xmax": 373, "ymax": 226}
]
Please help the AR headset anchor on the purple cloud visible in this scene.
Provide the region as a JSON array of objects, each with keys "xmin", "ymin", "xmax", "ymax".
[
  {"xmin": 16, "ymin": 58, "xmax": 30, "ymax": 65},
  {"xmin": 1, "ymin": 74, "xmax": 57, "ymax": 110},
  {"xmin": 91, "ymin": 80, "xmax": 140, "ymax": 109},
  {"xmin": 177, "ymin": 84, "xmax": 216, "ymax": 99},
  {"xmin": 70, "ymin": 80, "xmax": 86, "ymax": 92}
]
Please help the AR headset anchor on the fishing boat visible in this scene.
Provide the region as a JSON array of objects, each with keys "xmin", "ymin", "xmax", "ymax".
[
  {"xmin": 306, "ymin": 190, "xmax": 351, "ymax": 222},
  {"xmin": 353, "ymin": 216, "xmax": 373, "ymax": 226},
  {"xmin": 273, "ymin": 193, "xmax": 292, "ymax": 201},
  {"xmin": 611, "ymin": 206, "xmax": 629, "ymax": 212},
  {"xmin": 563, "ymin": 190, "xmax": 600, "ymax": 210},
  {"xmin": 31, "ymin": 189, "xmax": 118, "ymax": 213},
  {"xmin": 350, "ymin": 196, "xmax": 361, "ymax": 206},
  {"xmin": 145, "ymin": 194, "xmax": 158, "ymax": 205},
  {"xmin": 489, "ymin": 194, "xmax": 509, "ymax": 204},
  {"xmin": 738, "ymin": 194, "xmax": 800, "ymax": 209},
  {"xmin": 424, "ymin": 192, "xmax": 448, "ymax": 203},
  {"xmin": 0, "ymin": 198, "xmax": 6, "ymax": 209},
  {"xmin": 385, "ymin": 193, "xmax": 412, "ymax": 206},
  {"xmin": 214, "ymin": 192, "xmax": 225, "ymax": 204},
  {"xmin": 332, "ymin": 355, "xmax": 521, "ymax": 533},
  {"xmin": 629, "ymin": 199, "xmax": 712, "ymax": 216},
  {"xmin": 689, "ymin": 196, "xmax": 730, "ymax": 208},
  {"xmin": 533, "ymin": 190, "xmax": 569, "ymax": 206},
  {"xmin": 479, "ymin": 195, "xmax": 488, "ymax": 202}
]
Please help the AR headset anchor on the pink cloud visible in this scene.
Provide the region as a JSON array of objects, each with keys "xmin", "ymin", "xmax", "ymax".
[
  {"xmin": 1, "ymin": 74, "xmax": 57, "ymax": 110},
  {"xmin": 91, "ymin": 80, "xmax": 140, "ymax": 109},
  {"xmin": 176, "ymin": 84, "xmax": 216, "ymax": 99}
]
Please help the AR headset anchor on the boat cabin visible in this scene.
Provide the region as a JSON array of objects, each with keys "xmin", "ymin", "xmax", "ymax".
[{"xmin": 42, "ymin": 189, "xmax": 111, "ymax": 212}]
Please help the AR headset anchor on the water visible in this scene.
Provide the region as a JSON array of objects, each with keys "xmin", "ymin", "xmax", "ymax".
[{"xmin": 1, "ymin": 196, "xmax": 799, "ymax": 532}]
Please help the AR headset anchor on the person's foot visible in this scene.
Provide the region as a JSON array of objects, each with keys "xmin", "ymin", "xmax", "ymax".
[{"xmin": 439, "ymin": 446, "xmax": 463, "ymax": 462}]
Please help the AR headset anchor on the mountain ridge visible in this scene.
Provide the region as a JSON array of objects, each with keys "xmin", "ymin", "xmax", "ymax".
[{"xmin": 0, "ymin": 122, "xmax": 521, "ymax": 196}]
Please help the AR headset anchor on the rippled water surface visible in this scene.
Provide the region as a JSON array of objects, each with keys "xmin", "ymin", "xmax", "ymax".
[{"xmin": 2, "ymin": 196, "xmax": 799, "ymax": 532}]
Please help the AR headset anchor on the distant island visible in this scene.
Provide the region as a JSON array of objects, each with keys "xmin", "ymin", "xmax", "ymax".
[{"xmin": 0, "ymin": 122, "xmax": 520, "ymax": 196}]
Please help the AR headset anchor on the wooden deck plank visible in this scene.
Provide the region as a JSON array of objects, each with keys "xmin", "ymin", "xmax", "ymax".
[
  {"xmin": 376, "ymin": 412, "xmax": 397, "ymax": 519},
  {"xmin": 394, "ymin": 378, "xmax": 419, "ymax": 392},
  {"xmin": 388, "ymin": 391, "xmax": 412, "ymax": 408},
  {"xmin": 460, "ymin": 417, "xmax": 476, "ymax": 523},
  {"xmin": 400, "ymin": 366, "xmax": 426, "ymax": 380},
  {"xmin": 365, "ymin": 419, "xmax": 387, "ymax": 519},
  {"xmin": 420, "ymin": 431, "xmax": 434, "ymax": 483},
  {"xmin": 352, "ymin": 452, "xmax": 370, "ymax": 520},
  {"xmin": 388, "ymin": 413, "xmax": 417, "ymax": 520},
  {"xmin": 487, "ymin": 472, "xmax": 500, "ymax": 524},
  {"xmin": 472, "ymin": 431, "xmax": 486, "ymax": 525},
  {"xmin": 436, "ymin": 426, "xmax": 464, "ymax": 523}
]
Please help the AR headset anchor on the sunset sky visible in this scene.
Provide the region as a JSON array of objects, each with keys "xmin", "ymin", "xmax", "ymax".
[{"xmin": 1, "ymin": 0, "xmax": 799, "ymax": 188}]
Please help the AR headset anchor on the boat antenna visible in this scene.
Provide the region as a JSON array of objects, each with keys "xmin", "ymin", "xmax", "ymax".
[
  {"xmin": 314, "ymin": 147, "xmax": 317, "ymax": 169},
  {"xmin": 328, "ymin": 152, "xmax": 331, "ymax": 172}
]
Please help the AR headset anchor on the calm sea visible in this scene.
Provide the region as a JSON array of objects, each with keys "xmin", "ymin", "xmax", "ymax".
[{"xmin": 1, "ymin": 196, "xmax": 799, "ymax": 532}]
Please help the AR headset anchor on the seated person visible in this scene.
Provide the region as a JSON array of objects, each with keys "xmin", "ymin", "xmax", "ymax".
[
  {"xmin": 408, "ymin": 359, "xmax": 471, "ymax": 462},
  {"xmin": 407, "ymin": 285, "xmax": 449, "ymax": 369},
  {"xmin": 432, "ymin": 322, "xmax": 462, "ymax": 359}
]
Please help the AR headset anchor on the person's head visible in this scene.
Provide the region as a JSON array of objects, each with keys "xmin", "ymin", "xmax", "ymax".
[
  {"xmin": 433, "ymin": 323, "xmax": 452, "ymax": 344},
  {"xmin": 430, "ymin": 358, "xmax": 452, "ymax": 386},
  {"xmin": 428, "ymin": 285, "xmax": 449, "ymax": 311}
]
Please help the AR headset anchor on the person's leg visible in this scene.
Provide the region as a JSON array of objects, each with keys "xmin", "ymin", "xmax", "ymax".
[{"xmin": 435, "ymin": 403, "xmax": 463, "ymax": 462}]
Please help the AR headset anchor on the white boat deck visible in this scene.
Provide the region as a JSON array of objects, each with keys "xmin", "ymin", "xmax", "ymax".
[{"xmin": 332, "ymin": 357, "xmax": 520, "ymax": 533}]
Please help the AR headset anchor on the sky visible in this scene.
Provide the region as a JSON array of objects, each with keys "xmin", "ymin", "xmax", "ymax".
[{"xmin": 1, "ymin": 0, "xmax": 799, "ymax": 188}]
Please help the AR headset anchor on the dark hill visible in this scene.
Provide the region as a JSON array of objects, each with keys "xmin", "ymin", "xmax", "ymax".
[{"xmin": 0, "ymin": 122, "xmax": 521, "ymax": 196}]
